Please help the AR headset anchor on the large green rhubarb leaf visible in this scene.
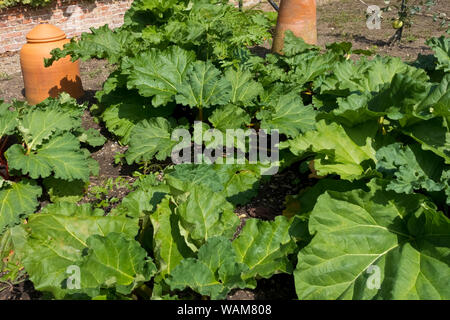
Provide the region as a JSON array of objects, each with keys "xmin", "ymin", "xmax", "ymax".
[
  {"xmin": 22, "ymin": 204, "xmax": 139, "ymax": 299},
  {"xmin": 102, "ymin": 102, "xmax": 148, "ymax": 145},
  {"xmin": 112, "ymin": 184, "xmax": 170, "ymax": 218},
  {"xmin": 320, "ymin": 56, "xmax": 428, "ymax": 94},
  {"xmin": 224, "ymin": 67, "xmax": 263, "ymax": 105},
  {"xmin": 233, "ymin": 216, "xmax": 295, "ymax": 280},
  {"xmin": 403, "ymin": 117, "xmax": 450, "ymax": 164},
  {"xmin": 282, "ymin": 30, "xmax": 320, "ymax": 56},
  {"xmin": 357, "ymin": 57, "xmax": 429, "ymax": 93},
  {"xmin": 427, "ymin": 36, "xmax": 450, "ymax": 73},
  {"xmin": 175, "ymin": 61, "xmax": 231, "ymax": 108},
  {"xmin": 125, "ymin": 46, "xmax": 196, "ymax": 107},
  {"xmin": 257, "ymin": 93, "xmax": 316, "ymax": 138},
  {"xmin": 295, "ymin": 179, "xmax": 450, "ymax": 300},
  {"xmin": 165, "ymin": 164, "xmax": 261, "ymax": 206},
  {"xmin": 150, "ymin": 197, "xmax": 194, "ymax": 278},
  {"xmin": 78, "ymin": 233, "xmax": 156, "ymax": 295},
  {"xmin": 317, "ymin": 59, "xmax": 370, "ymax": 94},
  {"xmin": 6, "ymin": 133, "xmax": 90, "ymax": 182},
  {"xmin": 318, "ymin": 93, "xmax": 382, "ymax": 127},
  {"xmin": 45, "ymin": 25, "xmax": 138, "ymax": 66},
  {"xmin": 98, "ymin": 86, "xmax": 175, "ymax": 144},
  {"xmin": 368, "ymin": 74, "xmax": 430, "ymax": 121},
  {"xmin": 214, "ymin": 164, "xmax": 261, "ymax": 205},
  {"xmin": 17, "ymin": 109, "xmax": 75, "ymax": 151},
  {"xmin": 176, "ymin": 184, "xmax": 239, "ymax": 248},
  {"xmin": 40, "ymin": 202, "xmax": 104, "ymax": 217},
  {"xmin": 126, "ymin": 117, "xmax": 179, "ymax": 164},
  {"xmin": 284, "ymin": 52, "xmax": 337, "ymax": 88},
  {"xmin": 0, "ymin": 102, "xmax": 17, "ymax": 137},
  {"xmin": 0, "ymin": 180, "xmax": 41, "ymax": 235},
  {"xmin": 165, "ymin": 164, "xmax": 224, "ymax": 193},
  {"xmin": 209, "ymin": 104, "xmax": 251, "ymax": 132},
  {"xmin": 286, "ymin": 120, "xmax": 376, "ymax": 180},
  {"xmin": 167, "ymin": 237, "xmax": 248, "ymax": 299},
  {"xmin": 415, "ymin": 74, "xmax": 450, "ymax": 119}
]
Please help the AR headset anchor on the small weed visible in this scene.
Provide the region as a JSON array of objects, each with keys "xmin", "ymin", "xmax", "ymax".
[
  {"xmin": 114, "ymin": 152, "xmax": 126, "ymax": 165},
  {"xmin": 138, "ymin": 161, "xmax": 164, "ymax": 175},
  {"xmin": 88, "ymin": 177, "xmax": 133, "ymax": 210},
  {"xmin": 340, "ymin": 32, "xmax": 352, "ymax": 40},
  {"xmin": 0, "ymin": 72, "xmax": 11, "ymax": 81},
  {"xmin": 86, "ymin": 68, "xmax": 103, "ymax": 79},
  {"xmin": 404, "ymin": 35, "xmax": 418, "ymax": 43}
]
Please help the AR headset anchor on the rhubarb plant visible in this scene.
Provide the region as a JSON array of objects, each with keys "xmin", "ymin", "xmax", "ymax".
[
  {"xmin": 1, "ymin": 0, "xmax": 448, "ymax": 301},
  {"xmin": 294, "ymin": 179, "xmax": 450, "ymax": 300},
  {"xmin": 21, "ymin": 202, "xmax": 155, "ymax": 299},
  {"xmin": 0, "ymin": 94, "xmax": 104, "ymax": 235}
]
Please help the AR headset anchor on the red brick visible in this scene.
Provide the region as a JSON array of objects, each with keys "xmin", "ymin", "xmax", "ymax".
[
  {"xmin": 7, "ymin": 31, "xmax": 24, "ymax": 38},
  {"xmin": 4, "ymin": 44, "xmax": 21, "ymax": 52},
  {"xmin": 1, "ymin": 0, "xmax": 130, "ymax": 53}
]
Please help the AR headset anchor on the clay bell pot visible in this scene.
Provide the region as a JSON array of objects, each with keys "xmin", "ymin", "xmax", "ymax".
[
  {"xmin": 272, "ymin": 0, "xmax": 317, "ymax": 54},
  {"xmin": 20, "ymin": 24, "xmax": 84, "ymax": 105}
]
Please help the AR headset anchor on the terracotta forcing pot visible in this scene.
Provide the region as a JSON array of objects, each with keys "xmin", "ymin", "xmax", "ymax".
[
  {"xmin": 20, "ymin": 24, "xmax": 84, "ymax": 105},
  {"xmin": 272, "ymin": 0, "xmax": 317, "ymax": 54}
]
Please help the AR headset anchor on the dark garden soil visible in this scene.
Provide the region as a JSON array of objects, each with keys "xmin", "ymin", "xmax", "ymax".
[
  {"xmin": 316, "ymin": 0, "xmax": 449, "ymax": 61},
  {"xmin": 0, "ymin": 278, "xmax": 42, "ymax": 300},
  {"xmin": 0, "ymin": 0, "xmax": 449, "ymax": 300}
]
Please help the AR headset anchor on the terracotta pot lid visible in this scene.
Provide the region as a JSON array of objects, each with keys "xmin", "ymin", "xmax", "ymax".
[{"xmin": 26, "ymin": 24, "xmax": 67, "ymax": 43}]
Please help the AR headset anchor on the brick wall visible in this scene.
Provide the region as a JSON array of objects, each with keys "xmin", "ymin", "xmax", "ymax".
[{"xmin": 0, "ymin": 0, "xmax": 133, "ymax": 54}]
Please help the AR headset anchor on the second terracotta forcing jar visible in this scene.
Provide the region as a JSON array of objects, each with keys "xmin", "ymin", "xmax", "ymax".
[
  {"xmin": 20, "ymin": 24, "xmax": 84, "ymax": 105},
  {"xmin": 272, "ymin": 0, "xmax": 317, "ymax": 54}
]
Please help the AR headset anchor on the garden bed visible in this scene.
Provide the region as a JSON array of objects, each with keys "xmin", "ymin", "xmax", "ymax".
[{"xmin": 1, "ymin": 0, "xmax": 449, "ymax": 301}]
